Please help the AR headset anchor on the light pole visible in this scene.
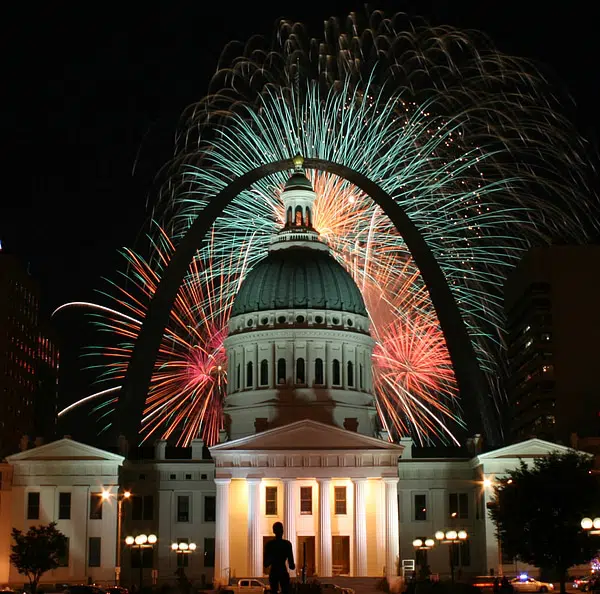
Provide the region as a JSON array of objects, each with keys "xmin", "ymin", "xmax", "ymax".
[
  {"xmin": 412, "ymin": 538, "xmax": 435, "ymax": 580},
  {"xmin": 115, "ymin": 490, "xmax": 131, "ymax": 586},
  {"xmin": 171, "ymin": 541, "xmax": 197, "ymax": 566},
  {"xmin": 582, "ymin": 518, "xmax": 600, "ymax": 535},
  {"xmin": 125, "ymin": 533, "xmax": 157, "ymax": 591},
  {"xmin": 435, "ymin": 529, "xmax": 468, "ymax": 586}
]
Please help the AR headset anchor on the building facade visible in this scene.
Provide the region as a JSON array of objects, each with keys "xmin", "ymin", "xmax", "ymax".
[{"xmin": 504, "ymin": 245, "xmax": 600, "ymax": 443}]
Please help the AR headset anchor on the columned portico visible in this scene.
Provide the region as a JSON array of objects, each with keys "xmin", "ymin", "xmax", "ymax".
[
  {"xmin": 353, "ymin": 478, "xmax": 368, "ymax": 576},
  {"xmin": 283, "ymin": 479, "xmax": 297, "ymax": 577},
  {"xmin": 247, "ymin": 478, "xmax": 262, "ymax": 577},
  {"xmin": 318, "ymin": 478, "xmax": 332, "ymax": 577},
  {"xmin": 384, "ymin": 477, "xmax": 399, "ymax": 579},
  {"xmin": 215, "ymin": 478, "xmax": 231, "ymax": 584}
]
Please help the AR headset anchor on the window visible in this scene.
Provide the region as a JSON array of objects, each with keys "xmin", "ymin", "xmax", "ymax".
[
  {"xmin": 277, "ymin": 358, "xmax": 286, "ymax": 384},
  {"xmin": 185, "ymin": 474, "xmax": 192, "ymax": 480},
  {"xmin": 332, "ymin": 359, "xmax": 341, "ymax": 386},
  {"xmin": 27, "ymin": 492, "xmax": 40, "ymax": 520},
  {"xmin": 131, "ymin": 495, "xmax": 153, "ymax": 521},
  {"xmin": 415, "ymin": 544, "xmax": 428, "ymax": 568},
  {"xmin": 334, "ymin": 486, "xmax": 347, "ymax": 515},
  {"xmin": 236, "ymin": 364, "xmax": 240, "ymax": 390},
  {"xmin": 260, "ymin": 359, "xmax": 269, "ymax": 386},
  {"xmin": 204, "ymin": 496, "xmax": 216, "ymax": 522},
  {"xmin": 246, "ymin": 361, "xmax": 253, "ymax": 387},
  {"xmin": 204, "ymin": 538, "xmax": 215, "ymax": 568},
  {"xmin": 265, "ymin": 487, "xmax": 277, "ymax": 515},
  {"xmin": 296, "ymin": 358, "xmax": 305, "ymax": 384},
  {"xmin": 414, "ymin": 493, "xmax": 427, "ymax": 521},
  {"xmin": 300, "ymin": 487, "xmax": 312, "ymax": 514},
  {"xmin": 449, "ymin": 493, "xmax": 469, "ymax": 519},
  {"xmin": 58, "ymin": 537, "xmax": 69, "ymax": 567},
  {"xmin": 131, "ymin": 547, "xmax": 153, "ymax": 569},
  {"xmin": 177, "ymin": 495, "xmax": 190, "ymax": 522},
  {"xmin": 451, "ymin": 540, "xmax": 471, "ymax": 567},
  {"xmin": 359, "ymin": 364, "xmax": 364, "ymax": 389},
  {"xmin": 347, "ymin": 361, "xmax": 354, "ymax": 387},
  {"xmin": 89, "ymin": 493, "xmax": 103, "ymax": 520},
  {"xmin": 170, "ymin": 474, "xmax": 177, "ymax": 480},
  {"xmin": 88, "ymin": 537, "xmax": 101, "ymax": 567},
  {"xmin": 58, "ymin": 492, "xmax": 71, "ymax": 520},
  {"xmin": 143, "ymin": 495, "xmax": 154, "ymax": 520},
  {"xmin": 315, "ymin": 358, "xmax": 324, "ymax": 385}
]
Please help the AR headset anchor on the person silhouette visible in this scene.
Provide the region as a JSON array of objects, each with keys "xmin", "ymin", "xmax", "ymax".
[{"xmin": 264, "ymin": 522, "xmax": 295, "ymax": 594}]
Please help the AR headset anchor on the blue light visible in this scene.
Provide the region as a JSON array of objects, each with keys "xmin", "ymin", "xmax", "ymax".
[{"xmin": 519, "ymin": 574, "xmax": 528, "ymax": 581}]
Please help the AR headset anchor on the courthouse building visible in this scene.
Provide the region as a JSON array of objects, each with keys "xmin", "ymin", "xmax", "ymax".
[{"xmin": 0, "ymin": 169, "xmax": 578, "ymax": 588}]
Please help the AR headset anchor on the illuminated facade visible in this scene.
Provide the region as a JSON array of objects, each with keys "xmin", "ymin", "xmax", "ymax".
[{"xmin": 504, "ymin": 246, "xmax": 600, "ymax": 443}]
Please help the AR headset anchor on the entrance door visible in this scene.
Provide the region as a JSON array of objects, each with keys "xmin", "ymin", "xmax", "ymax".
[
  {"xmin": 297, "ymin": 536, "xmax": 316, "ymax": 577},
  {"xmin": 332, "ymin": 536, "xmax": 350, "ymax": 576}
]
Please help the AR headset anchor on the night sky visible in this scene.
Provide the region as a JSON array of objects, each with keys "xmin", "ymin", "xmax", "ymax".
[{"xmin": 3, "ymin": 1, "xmax": 599, "ymax": 434}]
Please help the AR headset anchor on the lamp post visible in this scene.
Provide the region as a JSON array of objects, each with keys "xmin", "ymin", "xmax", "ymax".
[
  {"xmin": 435, "ymin": 529, "xmax": 468, "ymax": 586},
  {"xmin": 115, "ymin": 490, "xmax": 131, "ymax": 586},
  {"xmin": 171, "ymin": 541, "xmax": 197, "ymax": 566},
  {"xmin": 582, "ymin": 518, "xmax": 600, "ymax": 535},
  {"xmin": 125, "ymin": 533, "xmax": 157, "ymax": 591},
  {"xmin": 412, "ymin": 538, "xmax": 435, "ymax": 579}
]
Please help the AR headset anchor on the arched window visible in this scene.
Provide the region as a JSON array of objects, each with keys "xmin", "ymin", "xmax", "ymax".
[
  {"xmin": 246, "ymin": 361, "xmax": 253, "ymax": 387},
  {"xmin": 314, "ymin": 358, "xmax": 324, "ymax": 385},
  {"xmin": 332, "ymin": 359, "xmax": 341, "ymax": 386},
  {"xmin": 236, "ymin": 364, "xmax": 240, "ymax": 391},
  {"xmin": 347, "ymin": 361, "xmax": 354, "ymax": 388},
  {"xmin": 277, "ymin": 358, "xmax": 286, "ymax": 385},
  {"xmin": 306, "ymin": 207, "xmax": 312, "ymax": 227},
  {"xmin": 359, "ymin": 363, "xmax": 364, "ymax": 390},
  {"xmin": 260, "ymin": 359, "xmax": 269, "ymax": 386},
  {"xmin": 296, "ymin": 358, "xmax": 305, "ymax": 384},
  {"xmin": 295, "ymin": 205, "xmax": 303, "ymax": 226},
  {"xmin": 287, "ymin": 207, "xmax": 293, "ymax": 225}
]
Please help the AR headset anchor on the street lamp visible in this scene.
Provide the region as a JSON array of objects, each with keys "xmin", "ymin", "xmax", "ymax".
[
  {"xmin": 126, "ymin": 533, "xmax": 157, "ymax": 591},
  {"xmin": 582, "ymin": 518, "xmax": 600, "ymax": 535},
  {"xmin": 435, "ymin": 529, "xmax": 468, "ymax": 585},
  {"xmin": 171, "ymin": 541, "xmax": 197, "ymax": 566},
  {"xmin": 412, "ymin": 539, "xmax": 435, "ymax": 579},
  {"xmin": 115, "ymin": 490, "xmax": 131, "ymax": 586}
]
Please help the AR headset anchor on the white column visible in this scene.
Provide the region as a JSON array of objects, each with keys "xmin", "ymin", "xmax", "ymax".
[
  {"xmin": 318, "ymin": 478, "xmax": 332, "ymax": 577},
  {"xmin": 247, "ymin": 478, "xmax": 262, "ymax": 577},
  {"xmin": 384, "ymin": 477, "xmax": 399, "ymax": 580},
  {"xmin": 353, "ymin": 478, "xmax": 368, "ymax": 576},
  {"xmin": 283, "ymin": 479, "xmax": 297, "ymax": 577},
  {"xmin": 215, "ymin": 478, "xmax": 231, "ymax": 585}
]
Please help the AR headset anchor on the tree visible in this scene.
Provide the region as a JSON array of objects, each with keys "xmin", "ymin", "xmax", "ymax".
[
  {"xmin": 10, "ymin": 522, "xmax": 68, "ymax": 594},
  {"xmin": 489, "ymin": 451, "xmax": 600, "ymax": 594}
]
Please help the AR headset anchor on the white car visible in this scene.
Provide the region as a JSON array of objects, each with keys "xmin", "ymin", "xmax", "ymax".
[{"xmin": 510, "ymin": 577, "xmax": 554, "ymax": 592}]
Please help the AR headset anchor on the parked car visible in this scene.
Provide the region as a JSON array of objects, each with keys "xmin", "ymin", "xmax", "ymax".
[
  {"xmin": 63, "ymin": 586, "xmax": 105, "ymax": 594},
  {"xmin": 222, "ymin": 579, "xmax": 270, "ymax": 594},
  {"xmin": 471, "ymin": 576, "xmax": 497, "ymax": 591},
  {"xmin": 573, "ymin": 577, "xmax": 593, "ymax": 591},
  {"xmin": 104, "ymin": 588, "xmax": 129, "ymax": 594},
  {"xmin": 321, "ymin": 584, "xmax": 355, "ymax": 594},
  {"xmin": 510, "ymin": 577, "xmax": 554, "ymax": 592}
]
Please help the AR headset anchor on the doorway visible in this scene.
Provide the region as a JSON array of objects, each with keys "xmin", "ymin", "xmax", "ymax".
[
  {"xmin": 332, "ymin": 536, "xmax": 350, "ymax": 575},
  {"xmin": 297, "ymin": 536, "xmax": 316, "ymax": 577}
]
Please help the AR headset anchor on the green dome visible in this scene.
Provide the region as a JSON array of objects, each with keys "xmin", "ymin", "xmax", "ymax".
[
  {"xmin": 283, "ymin": 172, "xmax": 313, "ymax": 192},
  {"xmin": 231, "ymin": 247, "xmax": 367, "ymax": 316}
]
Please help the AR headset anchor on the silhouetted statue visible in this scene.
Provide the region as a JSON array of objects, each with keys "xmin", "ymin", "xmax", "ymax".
[{"xmin": 264, "ymin": 522, "xmax": 295, "ymax": 594}]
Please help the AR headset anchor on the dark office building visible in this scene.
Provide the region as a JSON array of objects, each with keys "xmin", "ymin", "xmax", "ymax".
[
  {"xmin": 0, "ymin": 248, "xmax": 59, "ymax": 455},
  {"xmin": 504, "ymin": 245, "xmax": 600, "ymax": 444}
]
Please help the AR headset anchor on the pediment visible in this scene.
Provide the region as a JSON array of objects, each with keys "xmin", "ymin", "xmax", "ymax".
[
  {"xmin": 210, "ymin": 419, "xmax": 404, "ymax": 453},
  {"xmin": 477, "ymin": 438, "xmax": 577, "ymax": 460},
  {"xmin": 6, "ymin": 438, "xmax": 125, "ymax": 463}
]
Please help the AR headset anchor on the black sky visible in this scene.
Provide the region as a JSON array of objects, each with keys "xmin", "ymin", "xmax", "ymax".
[{"xmin": 3, "ymin": 1, "xmax": 600, "ymax": 429}]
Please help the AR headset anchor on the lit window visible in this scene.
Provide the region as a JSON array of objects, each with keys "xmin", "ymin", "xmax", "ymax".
[
  {"xmin": 265, "ymin": 487, "xmax": 277, "ymax": 515},
  {"xmin": 334, "ymin": 486, "xmax": 347, "ymax": 515},
  {"xmin": 300, "ymin": 487, "xmax": 312, "ymax": 515}
]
